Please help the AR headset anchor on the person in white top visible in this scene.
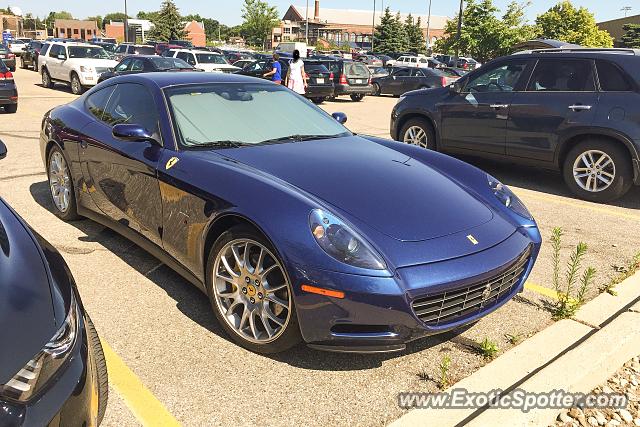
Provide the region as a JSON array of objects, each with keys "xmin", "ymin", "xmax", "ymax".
[{"xmin": 285, "ymin": 50, "xmax": 308, "ymax": 95}]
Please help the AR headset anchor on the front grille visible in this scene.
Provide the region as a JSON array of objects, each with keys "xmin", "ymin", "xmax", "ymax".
[{"xmin": 412, "ymin": 248, "xmax": 531, "ymax": 327}]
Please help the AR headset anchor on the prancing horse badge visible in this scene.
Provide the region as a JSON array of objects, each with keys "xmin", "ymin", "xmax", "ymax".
[{"xmin": 166, "ymin": 157, "xmax": 179, "ymax": 170}]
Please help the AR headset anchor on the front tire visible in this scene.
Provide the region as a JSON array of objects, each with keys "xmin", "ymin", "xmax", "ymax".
[
  {"xmin": 86, "ymin": 317, "xmax": 109, "ymax": 426},
  {"xmin": 42, "ymin": 68, "xmax": 53, "ymax": 88},
  {"xmin": 47, "ymin": 146, "xmax": 80, "ymax": 220},
  {"xmin": 206, "ymin": 225, "xmax": 301, "ymax": 354},
  {"xmin": 399, "ymin": 117, "xmax": 436, "ymax": 150},
  {"xmin": 70, "ymin": 73, "xmax": 84, "ymax": 95},
  {"xmin": 563, "ymin": 139, "xmax": 633, "ymax": 203}
]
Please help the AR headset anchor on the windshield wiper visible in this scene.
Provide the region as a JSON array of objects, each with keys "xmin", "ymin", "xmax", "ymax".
[
  {"xmin": 258, "ymin": 134, "xmax": 345, "ymax": 145},
  {"xmin": 185, "ymin": 138, "xmax": 251, "ymax": 149}
]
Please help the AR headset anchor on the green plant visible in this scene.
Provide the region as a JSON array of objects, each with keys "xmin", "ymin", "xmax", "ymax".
[
  {"xmin": 504, "ymin": 332, "xmax": 523, "ymax": 345},
  {"xmin": 550, "ymin": 227, "xmax": 596, "ymax": 319},
  {"xmin": 438, "ymin": 355, "xmax": 452, "ymax": 389},
  {"xmin": 601, "ymin": 253, "xmax": 640, "ymax": 296},
  {"xmin": 477, "ymin": 338, "xmax": 499, "ymax": 360}
]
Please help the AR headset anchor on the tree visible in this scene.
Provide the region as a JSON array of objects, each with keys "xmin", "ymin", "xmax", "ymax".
[
  {"xmin": 373, "ymin": 8, "xmax": 408, "ymax": 53},
  {"xmin": 87, "ymin": 15, "xmax": 103, "ymax": 30},
  {"xmin": 620, "ymin": 23, "xmax": 640, "ymax": 48},
  {"xmin": 102, "ymin": 12, "xmax": 129, "ymax": 29},
  {"xmin": 405, "ymin": 14, "xmax": 426, "ymax": 54},
  {"xmin": 44, "ymin": 11, "xmax": 73, "ymax": 28},
  {"xmin": 147, "ymin": 0, "xmax": 186, "ymax": 41},
  {"xmin": 240, "ymin": 0, "xmax": 279, "ymax": 49},
  {"xmin": 535, "ymin": 1, "xmax": 613, "ymax": 47}
]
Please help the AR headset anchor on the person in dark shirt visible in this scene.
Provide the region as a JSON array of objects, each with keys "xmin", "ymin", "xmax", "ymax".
[{"xmin": 263, "ymin": 53, "xmax": 282, "ymax": 84}]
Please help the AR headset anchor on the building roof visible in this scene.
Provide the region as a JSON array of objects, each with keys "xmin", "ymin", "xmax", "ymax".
[
  {"xmin": 53, "ymin": 19, "xmax": 98, "ymax": 28},
  {"xmin": 598, "ymin": 14, "xmax": 640, "ymax": 41},
  {"xmin": 290, "ymin": 5, "xmax": 449, "ymax": 29}
]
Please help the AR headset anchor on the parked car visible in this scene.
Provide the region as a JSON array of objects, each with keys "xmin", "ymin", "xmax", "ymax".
[
  {"xmin": 330, "ymin": 50, "xmax": 353, "ymax": 60},
  {"xmin": 371, "ymin": 66, "xmax": 390, "ymax": 78},
  {"xmin": 302, "ymin": 61, "xmax": 335, "ymax": 104},
  {"xmin": 456, "ymin": 57, "xmax": 480, "ymax": 70},
  {"xmin": 0, "ymin": 139, "xmax": 109, "ymax": 425},
  {"xmin": 6, "ymin": 39, "xmax": 26, "ymax": 56},
  {"xmin": 166, "ymin": 49, "xmax": 239, "ymax": 73},
  {"xmin": 98, "ymin": 56, "xmax": 195, "ymax": 82},
  {"xmin": 440, "ymin": 67, "xmax": 468, "ymax": 85},
  {"xmin": 434, "ymin": 54, "xmax": 455, "ymax": 66},
  {"xmin": 232, "ymin": 59, "xmax": 255, "ymax": 70},
  {"xmin": 224, "ymin": 52, "xmax": 254, "ymax": 64},
  {"xmin": 392, "ymin": 49, "xmax": 640, "ymax": 202},
  {"xmin": 91, "ymin": 41, "xmax": 118, "ymax": 56},
  {"xmin": 0, "ymin": 45, "xmax": 16, "ymax": 71},
  {"xmin": 0, "ymin": 60, "xmax": 17, "ymax": 113},
  {"xmin": 372, "ymin": 67, "xmax": 446, "ymax": 96},
  {"xmin": 40, "ymin": 72, "xmax": 540, "ymax": 354},
  {"xmin": 312, "ymin": 59, "xmax": 373, "ymax": 101},
  {"xmin": 113, "ymin": 44, "xmax": 156, "ymax": 61},
  {"xmin": 169, "ymin": 39, "xmax": 193, "ymax": 48},
  {"xmin": 394, "ymin": 55, "xmax": 436, "ymax": 69},
  {"xmin": 375, "ymin": 54, "xmax": 394, "ymax": 67},
  {"xmin": 154, "ymin": 42, "xmax": 183, "ymax": 56},
  {"xmin": 358, "ymin": 55, "xmax": 383, "ymax": 68},
  {"xmin": 39, "ymin": 42, "xmax": 118, "ymax": 94},
  {"xmin": 20, "ymin": 40, "xmax": 44, "ymax": 71}
]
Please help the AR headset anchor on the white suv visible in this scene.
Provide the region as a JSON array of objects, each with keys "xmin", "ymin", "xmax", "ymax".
[
  {"xmin": 393, "ymin": 55, "xmax": 430, "ymax": 68},
  {"xmin": 38, "ymin": 42, "xmax": 118, "ymax": 94},
  {"xmin": 165, "ymin": 49, "xmax": 239, "ymax": 73}
]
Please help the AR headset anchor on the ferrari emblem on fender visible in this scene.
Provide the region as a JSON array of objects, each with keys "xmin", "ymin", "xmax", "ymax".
[
  {"xmin": 166, "ymin": 157, "xmax": 179, "ymax": 170},
  {"xmin": 467, "ymin": 235, "xmax": 479, "ymax": 245}
]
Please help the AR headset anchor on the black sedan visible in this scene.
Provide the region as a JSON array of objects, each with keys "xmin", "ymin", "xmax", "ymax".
[
  {"xmin": 20, "ymin": 40, "xmax": 44, "ymax": 71},
  {"xmin": 98, "ymin": 55, "xmax": 195, "ymax": 83},
  {"xmin": 0, "ymin": 45, "xmax": 16, "ymax": 71},
  {"xmin": 372, "ymin": 67, "xmax": 446, "ymax": 97},
  {"xmin": 0, "ymin": 140, "xmax": 108, "ymax": 425},
  {"xmin": 0, "ymin": 60, "xmax": 17, "ymax": 113}
]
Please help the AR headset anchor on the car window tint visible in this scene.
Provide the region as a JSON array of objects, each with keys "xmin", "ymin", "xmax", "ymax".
[
  {"xmin": 131, "ymin": 59, "xmax": 145, "ymax": 71},
  {"xmin": 115, "ymin": 58, "xmax": 132, "ymax": 72},
  {"xmin": 116, "ymin": 45, "xmax": 127, "ymax": 53},
  {"xmin": 412, "ymin": 69, "xmax": 426, "ymax": 77},
  {"xmin": 465, "ymin": 61, "xmax": 527, "ymax": 93},
  {"xmin": 394, "ymin": 68, "xmax": 411, "ymax": 77},
  {"xmin": 596, "ymin": 60, "xmax": 633, "ymax": 92},
  {"xmin": 48, "ymin": 45, "xmax": 61, "ymax": 58},
  {"xmin": 103, "ymin": 83, "xmax": 160, "ymax": 138},
  {"xmin": 86, "ymin": 86, "xmax": 116, "ymax": 122},
  {"xmin": 527, "ymin": 59, "xmax": 595, "ymax": 92}
]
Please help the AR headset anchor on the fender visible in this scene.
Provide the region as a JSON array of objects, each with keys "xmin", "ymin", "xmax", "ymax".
[
  {"xmin": 393, "ymin": 105, "xmax": 440, "ymax": 147},
  {"xmin": 555, "ymin": 126, "xmax": 640, "ymax": 166}
]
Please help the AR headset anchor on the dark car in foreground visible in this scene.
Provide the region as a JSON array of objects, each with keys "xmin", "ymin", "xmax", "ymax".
[
  {"xmin": 0, "ymin": 45, "xmax": 16, "ymax": 71},
  {"xmin": 40, "ymin": 72, "xmax": 540, "ymax": 354},
  {"xmin": 20, "ymin": 40, "xmax": 44, "ymax": 71},
  {"xmin": 391, "ymin": 49, "xmax": 640, "ymax": 202},
  {"xmin": 98, "ymin": 55, "xmax": 195, "ymax": 83},
  {"xmin": 0, "ymin": 140, "xmax": 108, "ymax": 425},
  {"xmin": 372, "ymin": 67, "xmax": 446, "ymax": 96},
  {"xmin": 0, "ymin": 60, "xmax": 17, "ymax": 113}
]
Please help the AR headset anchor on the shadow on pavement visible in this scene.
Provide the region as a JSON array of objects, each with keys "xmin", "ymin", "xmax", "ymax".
[{"xmin": 34, "ymin": 82, "xmax": 74, "ymax": 95}]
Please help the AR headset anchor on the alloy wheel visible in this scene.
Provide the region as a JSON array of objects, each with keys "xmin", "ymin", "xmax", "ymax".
[
  {"xmin": 71, "ymin": 75, "xmax": 82, "ymax": 94},
  {"xmin": 212, "ymin": 239, "xmax": 292, "ymax": 344},
  {"xmin": 49, "ymin": 151, "xmax": 71, "ymax": 213},
  {"xmin": 403, "ymin": 126, "xmax": 429, "ymax": 148},
  {"xmin": 42, "ymin": 70, "xmax": 50, "ymax": 87},
  {"xmin": 572, "ymin": 150, "xmax": 616, "ymax": 193}
]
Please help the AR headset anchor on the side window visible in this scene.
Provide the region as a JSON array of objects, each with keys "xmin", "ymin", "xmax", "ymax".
[
  {"xmin": 464, "ymin": 61, "xmax": 527, "ymax": 93},
  {"xmin": 48, "ymin": 45, "xmax": 61, "ymax": 58},
  {"xmin": 115, "ymin": 58, "xmax": 132, "ymax": 72},
  {"xmin": 131, "ymin": 59, "xmax": 144, "ymax": 71},
  {"xmin": 176, "ymin": 51, "xmax": 189, "ymax": 62},
  {"xmin": 596, "ymin": 60, "xmax": 633, "ymax": 92},
  {"xmin": 102, "ymin": 83, "xmax": 160, "ymax": 140},
  {"xmin": 40, "ymin": 43, "xmax": 50, "ymax": 56},
  {"xmin": 85, "ymin": 85, "xmax": 116, "ymax": 122},
  {"xmin": 187, "ymin": 53, "xmax": 196, "ymax": 66},
  {"xmin": 394, "ymin": 69, "xmax": 411, "ymax": 77},
  {"xmin": 527, "ymin": 59, "xmax": 595, "ymax": 92},
  {"xmin": 410, "ymin": 58, "xmax": 417, "ymax": 63},
  {"xmin": 116, "ymin": 45, "xmax": 127, "ymax": 54},
  {"xmin": 412, "ymin": 69, "xmax": 426, "ymax": 77}
]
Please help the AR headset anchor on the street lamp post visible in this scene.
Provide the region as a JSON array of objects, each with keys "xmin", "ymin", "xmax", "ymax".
[
  {"xmin": 305, "ymin": 0, "xmax": 309, "ymax": 44},
  {"xmin": 371, "ymin": 0, "xmax": 376, "ymax": 52},
  {"xmin": 124, "ymin": 0, "xmax": 128, "ymax": 43},
  {"xmin": 426, "ymin": 0, "xmax": 432, "ymax": 53},
  {"xmin": 455, "ymin": 0, "xmax": 463, "ymax": 62}
]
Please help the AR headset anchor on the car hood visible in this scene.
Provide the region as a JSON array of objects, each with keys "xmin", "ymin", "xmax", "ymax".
[
  {"xmin": 198, "ymin": 63, "xmax": 240, "ymax": 72},
  {"xmin": 67, "ymin": 58, "xmax": 118, "ymax": 68},
  {"xmin": 0, "ymin": 199, "xmax": 57, "ymax": 385},
  {"xmin": 221, "ymin": 136, "xmax": 494, "ymax": 242}
]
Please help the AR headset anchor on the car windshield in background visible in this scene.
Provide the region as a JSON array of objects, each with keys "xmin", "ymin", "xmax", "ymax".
[
  {"xmin": 196, "ymin": 53, "xmax": 228, "ymax": 64},
  {"xmin": 306, "ymin": 64, "xmax": 329, "ymax": 73},
  {"xmin": 68, "ymin": 46, "xmax": 110, "ymax": 59},
  {"xmin": 166, "ymin": 83, "xmax": 350, "ymax": 147},
  {"xmin": 344, "ymin": 62, "xmax": 370, "ymax": 77},
  {"xmin": 150, "ymin": 57, "xmax": 193, "ymax": 70},
  {"xmin": 134, "ymin": 46, "xmax": 156, "ymax": 55}
]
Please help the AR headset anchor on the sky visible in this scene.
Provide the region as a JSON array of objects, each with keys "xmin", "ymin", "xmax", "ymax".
[{"xmin": 9, "ymin": 0, "xmax": 636, "ymax": 25}]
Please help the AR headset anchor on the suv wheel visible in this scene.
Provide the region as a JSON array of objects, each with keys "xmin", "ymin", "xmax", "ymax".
[
  {"xmin": 562, "ymin": 139, "xmax": 633, "ymax": 202},
  {"xmin": 400, "ymin": 118, "xmax": 436, "ymax": 150},
  {"xmin": 42, "ymin": 68, "xmax": 53, "ymax": 88},
  {"xmin": 20, "ymin": 57, "xmax": 26, "ymax": 69},
  {"xmin": 372, "ymin": 83, "xmax": 381, "ymax": 96},
  {"xmin": 350, "ymin": 93, "xmax": 364, "ymax": 102},
  {"xmin": 70, "ymin": 73, "xmax": 84, "ymax": 95}
]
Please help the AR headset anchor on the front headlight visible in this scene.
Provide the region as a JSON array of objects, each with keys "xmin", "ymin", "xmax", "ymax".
[
  {"xmin": 80, "ymin": 66, "xmax": 94, "ymax": 73},
  {"xmin": 0, "ymin": 293, "xmax": 79, "ymax": 402},
  {"xmin": 309, "ymin": 209, "xmax": 386, "ymax": 270},
  {"xmin": 487, "ymin": 174, "xmax": 532, "ymax": 220}
]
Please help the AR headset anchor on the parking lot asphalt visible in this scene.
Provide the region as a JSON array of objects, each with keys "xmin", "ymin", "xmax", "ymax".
[{"xmin": 1, "ymin": 68, "xmax": 638, "ymax": 426}]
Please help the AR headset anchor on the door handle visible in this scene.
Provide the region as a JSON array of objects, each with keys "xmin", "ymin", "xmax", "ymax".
[
  {"xmin": 489, "ymin": 104, "xmax": 509, "ymax": 109},
  {"xmin": 568, "ymin": 105, "xmax": 592, "ymax": 111}
]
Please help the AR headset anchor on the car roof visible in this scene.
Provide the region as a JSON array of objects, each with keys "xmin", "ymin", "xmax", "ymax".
[
  {"xmin": 51, "ymin": 41, "xmax": 95, "ymax": 47},
  {"xmin": 112, "ymin": 71, "xmax": 262, "ymax": 88},
  {"xmin": 512, "ymin": 48, "xmax": 640, "ymax": 58}
]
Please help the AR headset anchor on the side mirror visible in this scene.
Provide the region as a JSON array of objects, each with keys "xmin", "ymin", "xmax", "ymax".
[
  {"xmin": 112, "ymin": 124, "xmax": 156, "ymax": 143},
  {"xmin": 332, "ymin": 112, "xmax": 347, "ymax": 124},
  {"xmin": 57, "ymin": 54, "xmax": 66, "ymax": 60},
  {"xmin": 451, "ymin": 80, "xmax": 463, "ymax": 93},
  {"xmin": 0, "ymin": 139, "xmax": 6, "ymax": 160}
]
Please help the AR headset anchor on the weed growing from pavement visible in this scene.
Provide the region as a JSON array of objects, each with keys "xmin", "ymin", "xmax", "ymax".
[
  {"xmin": 600, "ymin": 252, "xmax": 640, "ymax": 296},
  {"xmin": 477, "ymin": 338, "xmax": 499, "ymax": 360},
  {"xmin": 504, "ymin": 332, "xmax": 524, "ymax": 345},
  {"xmin": 438, "ymin": 355, "xmax": 452, "ymax": 389},
  {"xmin": 550, "ymin": 227, "xmax": 596, "ymax": 320}
]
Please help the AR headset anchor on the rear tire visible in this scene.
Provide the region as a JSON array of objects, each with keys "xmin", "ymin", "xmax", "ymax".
[
  {"xmin": 4, "ymin": 104, "xmax": 17, "ymax": 114},
  {"xmin": 372, "ymin": 83, "xmax": 381, "ymax": 96},
  {"xmin": 86, "ymin": 317, "xmax": 109, "ymax": 426},
  {"xmin": 562, "ymin": 139, "xmax": 633, "ymax": 203},
  {"xmin": 350, "ymin": 93, "xmax": 364, "ymax": 102},
  {"xmin": 399, "ymin": 117, "xmax": 436, "ymax": 150},
  {"xmin": 47, "ymin": 146, "xmax": 80, "ymax": 220}
]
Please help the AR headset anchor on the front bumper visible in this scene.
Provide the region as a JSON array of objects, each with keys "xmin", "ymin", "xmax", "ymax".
[
  {"xmin": 334, "ymin": 83, "xmax": 375, "ymax": 96},
  {"xmin": 0, "ymin": 313, "xmax": 99, "ymax": 427},
  {"xmin": 292, "ymin": 227, "xmax": 540, "ymax": 353},
  {"xmin": 78, "ymin": 72, "xmax": 99, "ymax": 87},
  {"xmin": 0, "ymin": 85, "xmax": 18, "ymax": 105}
]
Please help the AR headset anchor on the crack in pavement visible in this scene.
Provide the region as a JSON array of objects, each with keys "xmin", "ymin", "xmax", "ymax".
[
  {"xmin": 0, "ymin": 172, "xmax": 46, "ymax": 181},
  {"xmin": 0, "ymin": 132, "xmax": 39, "ymax": 140}
]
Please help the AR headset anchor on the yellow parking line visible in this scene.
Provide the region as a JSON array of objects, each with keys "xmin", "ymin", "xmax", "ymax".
[
  {"xmin": 524, "ymin": 281, "xmax": 559, "ymax": 299},
  {"xmin": 100, "ymin": 339, "xmax": 181, "ymax": 427},
  {"xmin": 514, "ymin": 188, "xmax": 640, "ymax": 222}
]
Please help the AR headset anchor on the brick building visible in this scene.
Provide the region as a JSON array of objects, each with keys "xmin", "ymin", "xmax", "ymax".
[
  {"xmin": 0, "ymin": 14, "xmax": 23, "ymax": 37},
  {"xmin": 271, "ymin": 0, "xmax": 448, "ymax": 50},
  {"xmin": 184, "ymin": 20, "xmax": 206, "ymax": 47},
  {"xmin": 53, "ymin": 19, "xmax": 98, "ymax": 41}
]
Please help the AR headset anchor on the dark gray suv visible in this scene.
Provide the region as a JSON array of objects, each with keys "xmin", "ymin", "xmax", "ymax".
[{"xmin": 391, "ymin": 48, "xmax": 640, "ymax": 202}]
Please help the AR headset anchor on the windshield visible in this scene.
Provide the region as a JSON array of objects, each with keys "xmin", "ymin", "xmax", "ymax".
[
  {"xmin": 344, "ymin": 62, "xmax": 370, "ymax": 77},
  {"xmin": 150, "ymin": 57, "xmax": 192, "ymax": 70},
  {"xmin": 99, "ymin": 43, "xmax": 116, "ymax": 53},
  {"xmin": 68, "ymin": 46, "xmax": 110, "ymax": 59},
  {"xmin": 196, "ymin": 53, "xmax": 228, "ymax": 64},
  {"xmin": 166, "ymin": 83, "xmax": 350, "ymax": 147}
]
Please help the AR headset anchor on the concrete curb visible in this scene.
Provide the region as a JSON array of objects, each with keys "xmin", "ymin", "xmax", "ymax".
[{"xmin": 390, "ymin": 273, "xmax": 640, "ymax": 427}]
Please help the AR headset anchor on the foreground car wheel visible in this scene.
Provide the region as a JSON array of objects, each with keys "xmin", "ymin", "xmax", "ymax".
[
  {"xmin": 206, "ymin": 226, "xmax": 301, "ymax": 353},
  {"xmin": 400, "ymin": 118, "xmax": 436, "ymax": 150},
  {"xmin": 87, "ymin": 317, "xmax": 109, "ymax": 425},
  {"xmin": 563, "ymin": 140, "xmax": 632, "ymax": 202},
  {"xmin": 47, "ymin": 147, "xmax": 80, "ymax": 220}
]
